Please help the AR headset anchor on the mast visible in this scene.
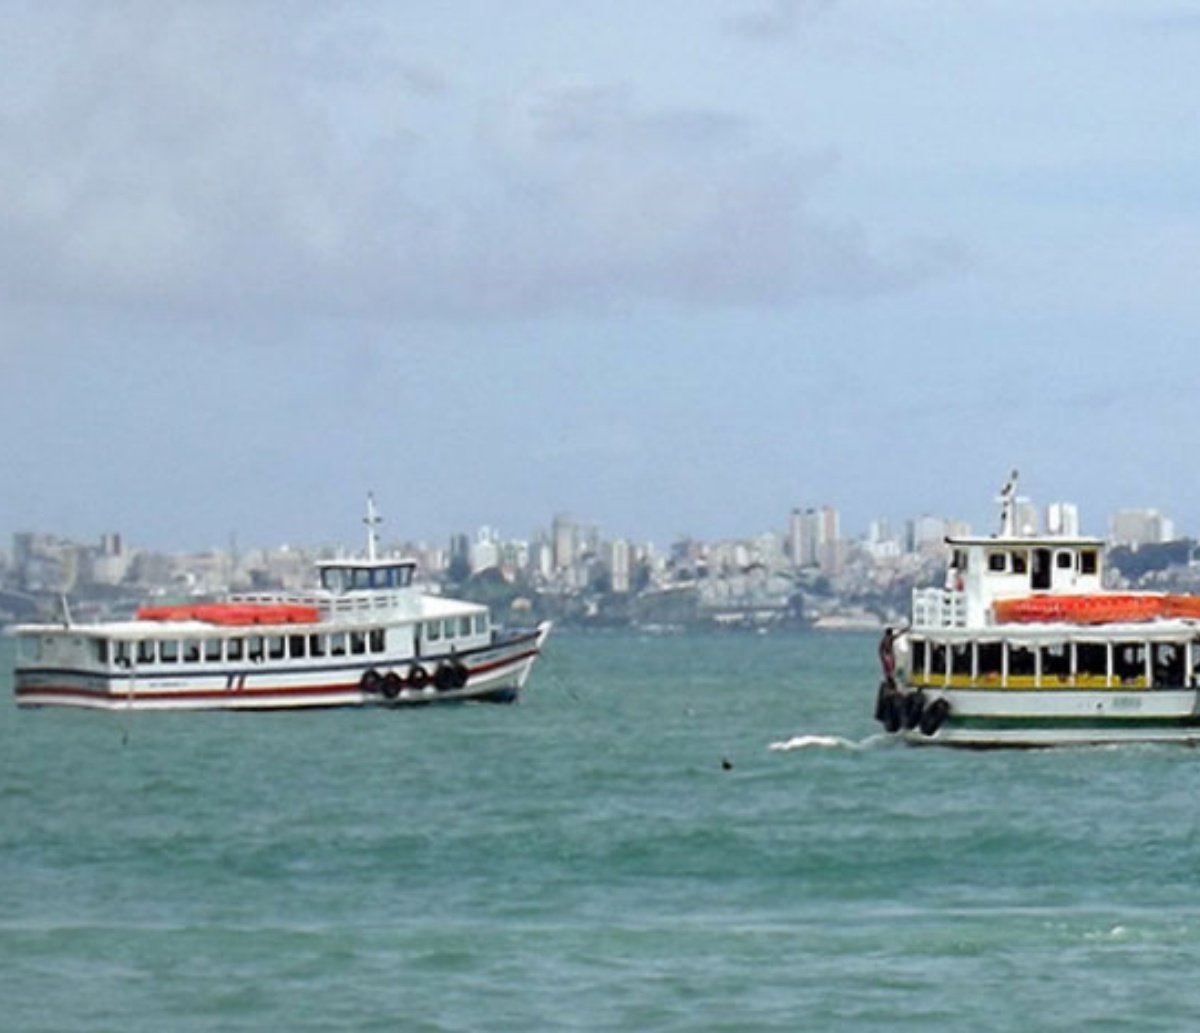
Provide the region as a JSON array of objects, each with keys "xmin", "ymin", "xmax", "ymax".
[
  {"xmin": 364, "ymin": 493, "xmax": 382, "ymax": 562},
  {"xmin": 997, "ymin": 469, "xmax": 1019, "ymax": 537}
]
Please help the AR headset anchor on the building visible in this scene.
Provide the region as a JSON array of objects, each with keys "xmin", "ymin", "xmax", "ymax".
[{"xmin": 1111, "ymin": 509, "xmax": 1175, "ymax": 547}]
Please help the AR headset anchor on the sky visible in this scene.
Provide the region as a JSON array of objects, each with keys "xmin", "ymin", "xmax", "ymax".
[{"xmin": 2, "ymin": 1, "xmax": 1199, "ymax": 552}]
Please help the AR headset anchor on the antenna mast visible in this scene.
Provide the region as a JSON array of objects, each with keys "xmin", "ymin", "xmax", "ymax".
[
  {"xmin": 997, "ymin": 468, "xmax": 1020, "ymax": 537},
  {"xmin": 364, "ymin": 493, "xmax": 382, "ymax": 562}
]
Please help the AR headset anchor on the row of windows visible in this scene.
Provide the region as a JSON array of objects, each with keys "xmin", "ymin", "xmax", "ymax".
[
  {"xmin": 978, "ymin": 548, "xmax": 1099, "ymax": 576},
  {"xmin": 424, "ymin": 615, "xmax": 487, "ymax": 643},
  {"xmin": 910, "ymin": 637, "xmax": 1192, "ymax": 687},
  {"xmin": 319, "ymin": 564, "xmax": 415, "ymax": 592},
  {"xmin": 96, "ymin": 612, "xmax": 489, "ymax": 668},
  {"xmin": 108, "ymin": 629, "xmax": 390, "ymax": 667}
]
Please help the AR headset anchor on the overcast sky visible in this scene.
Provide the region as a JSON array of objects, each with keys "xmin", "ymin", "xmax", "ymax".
[{"xmin": 2, "ymin": 1, "xmax": 1199, "ymax": 552}]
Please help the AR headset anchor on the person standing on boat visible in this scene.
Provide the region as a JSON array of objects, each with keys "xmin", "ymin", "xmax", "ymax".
[{"xmin": 879, "ymin": 626, "xmax": 898, "ymax": 689}]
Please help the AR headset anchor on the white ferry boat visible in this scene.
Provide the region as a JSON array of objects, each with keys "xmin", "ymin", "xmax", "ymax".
[
  {"xmin": 875, "ymin": 473, "xmax": 1200, "ymax": 747},
  {"xmin": 10, "ymin": 499, "xmax": 551, "ymax": 710}
]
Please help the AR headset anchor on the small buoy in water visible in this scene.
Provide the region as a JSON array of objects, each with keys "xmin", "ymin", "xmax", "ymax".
[{"xmin": 721, "ymin": 757, "xmax": 733, "ymax": 771}]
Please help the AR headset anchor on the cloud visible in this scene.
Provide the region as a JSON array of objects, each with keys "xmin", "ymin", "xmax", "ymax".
[{"xmin": 0, "ymin": 5, "xmax": 959, "ymax": 333}]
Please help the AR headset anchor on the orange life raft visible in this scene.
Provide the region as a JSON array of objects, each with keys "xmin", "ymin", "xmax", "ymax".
[
  {"xmin": 994, "ymin": 594, "xmax": 1200, "ymax": 625},
  {"xmin": 136, "ymin": 603, "xmax": 321, "ymax": 626}
]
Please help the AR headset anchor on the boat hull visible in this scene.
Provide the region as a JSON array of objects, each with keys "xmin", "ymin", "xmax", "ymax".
[
  {"xmin": 891, "ymin": 686, "xmax": 1200, "ymax": 748},
  {"xmin": 14, "ymin": 623, "xmax": 551, "ymax": 712}
]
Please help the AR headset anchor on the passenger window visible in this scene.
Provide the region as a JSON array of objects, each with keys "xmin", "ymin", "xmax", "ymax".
[
  {"xmin": 160, "ymin": 640, "xmax": 179, "ymax": 663},
  {"xmin": 205, "ymin": 639, "xmax": 223, "ymax": 662},
  {"xmin": 443, "ymin": 620, "xmax": 455, "ymax": 640},
  {"xmin": 114, "ymin": 641, "xmax": 131, "ymax": 667},
  {"xmin": 138, "ymin": 640, "xmax": 156, "ymax": 664},
  {"xmin": 350, "ymin": 632, "xmax": 366, "ymax": 655},
  {"xmin": 184, "ymin": 640, "xmax": 200, "ymax": 663},
  {"xmin": 427, "ymin": 621, "xmax": 442, "ymax": 642},
  {"xmin": 268, "ymin": 637, "xmax": 285, "ymax": 660},
  {"xmin": 330, "ymin": 633, "xmax": 347, "ymax": 656},
  {"xmin": 248, "ymin": 636, "xmax": 264, "ymax": 661},
  {"xmin": 309, "ymin": 635, "xmax": 326, "ymax": 658},
  {"xmin": 369, "ymin": 629, "xmax": 385, "ymax": 653},
  {"xmin": 474, "ymin": 614, "xmax": 488, "ymax": 634},
  {"xmin": 459, "ymin": 617, "xmax": 471, "ymax": 637},
  {"xmin": 95, "ymin": 639, "xmax": 110, "ymax": 665},
  {"xmin": 289, "ymin": 635, "xmax": 306, "ymax": 659},
  {"xmin": 227, "ymin": 638, "xmax": 244, "ymax": 661},
  {"xmin": 978, "ymin": 642, "xmax": 1002, "ymax": 676}
]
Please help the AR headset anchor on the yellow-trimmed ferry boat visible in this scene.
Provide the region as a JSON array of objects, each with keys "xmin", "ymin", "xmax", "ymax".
[{"xmin": 875, "ymin": 473, "xmax": 1200, "ymax": 747}]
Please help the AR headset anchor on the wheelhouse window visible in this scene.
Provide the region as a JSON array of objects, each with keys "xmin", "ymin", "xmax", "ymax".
[
  {"xmin": 1010, "ymin": 551, "xmax": 1028, "ymax": 575},
  {"xmin": 987, "ymin": 551, "xmax": 1007, "ymax": 573},
  {"xmin": 1056, "ymin": 551, "xmax": 1073, "ymax": 570},
  {"xmin": 1080, "ymin": 550, "xmax": 1098, "ymax": 575}
]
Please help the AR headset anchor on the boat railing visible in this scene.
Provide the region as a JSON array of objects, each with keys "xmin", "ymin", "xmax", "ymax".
[
  {"xmin": 911, "ymin": 587, "xmax": 968, "ymax": 629},
  {"xmin": 231, "ymin": 590, "xmax": 417, "ymax": 621}
]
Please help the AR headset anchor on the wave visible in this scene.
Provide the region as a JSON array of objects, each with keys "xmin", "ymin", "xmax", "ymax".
[{"xmin": 767, "ymin": 733, "xmax": 891, "ymax": 752}]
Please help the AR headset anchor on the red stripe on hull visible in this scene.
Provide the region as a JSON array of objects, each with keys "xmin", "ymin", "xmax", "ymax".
[{"xmin": 14, "ymin": 647, "xmax": 542, "ymax": 709}]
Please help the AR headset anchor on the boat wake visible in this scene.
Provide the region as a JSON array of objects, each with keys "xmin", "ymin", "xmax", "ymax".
[{"xmin": 768, "ymin": 733, "xmax": 891, "ymax": 752}]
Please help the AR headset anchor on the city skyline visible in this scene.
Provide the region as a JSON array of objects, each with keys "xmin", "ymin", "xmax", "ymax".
[
  {"xmin": 5, "ymin": 492, "xmax": 1187, "ymax": 565},
  {"xmin": 3, "ymin": 4, "xmax": 1199, "ymax": 550}
]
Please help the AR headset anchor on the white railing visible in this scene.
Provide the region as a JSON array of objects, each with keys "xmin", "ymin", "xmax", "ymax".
[
  {"xmin": 231, "ymin": 590, "xmax": 418, "ymax": 622},
  {"xmin": 911, "ymin": 587, "xmax": 968, "ymax": 628}
]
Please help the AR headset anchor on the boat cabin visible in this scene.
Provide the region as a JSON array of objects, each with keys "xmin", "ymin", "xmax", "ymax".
[{"xmin": 317, "ymin": 559, "xmax": 417, "ymax": 593}]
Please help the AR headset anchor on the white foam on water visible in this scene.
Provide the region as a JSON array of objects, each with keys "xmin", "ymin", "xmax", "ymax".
[{"xmin": 768, "ymin": 733, "xmax": 888, "ymax": 752}]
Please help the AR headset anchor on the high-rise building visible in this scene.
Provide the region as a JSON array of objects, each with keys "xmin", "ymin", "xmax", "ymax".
[
  {"xmin": 551, "ymin": 514, "xmax": 575, "ymax": 572},
  {"xmin": 608, "ymin": 539, "xmax": 631, "ymax": 594},
  {"xmin": 1111, "ymin": 509, "xmax": 1174, "ymax": 547},
  {"xmin": 1046, "ymin": 502, "xmax": 1080, "ymax": 537},
  {"xmin": 790, "ymin": 506, "xmax": 840, "ymax": 573}
]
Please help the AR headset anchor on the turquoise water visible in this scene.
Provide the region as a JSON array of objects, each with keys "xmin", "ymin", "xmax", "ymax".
[{"xmin": 4, "ymin": 630, "xmax": 1200, "ymax": 1031}]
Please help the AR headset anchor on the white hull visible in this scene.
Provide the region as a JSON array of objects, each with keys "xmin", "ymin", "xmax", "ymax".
[
  {"xmin": 15, "ymin": 623, "xmax": 550, "ymax": 712},
  {"xmin": 892, "ymin": 686, "xmax": 1200, "ymax": 748}
]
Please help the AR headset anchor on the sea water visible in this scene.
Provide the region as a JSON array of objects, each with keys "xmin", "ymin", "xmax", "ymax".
[{"xmin": 3, "ymin": 630, "xmax": 1200, "ymax": 1032}]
